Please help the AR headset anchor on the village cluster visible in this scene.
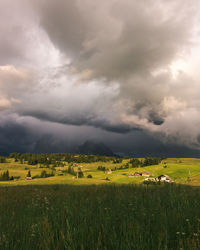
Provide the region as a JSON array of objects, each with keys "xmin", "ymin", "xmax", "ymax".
[{"xmin": 129, "ymin": 172, "xmax": 174, "ymax": 183}]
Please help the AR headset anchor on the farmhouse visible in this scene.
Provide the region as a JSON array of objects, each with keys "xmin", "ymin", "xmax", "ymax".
[
  {"xmin": 25, "ymin": 177, "xmax": 32, "ymax": 180},
  {"xmin": 141, "ymin": 172, "xmax": 152, "ymax": 177},
  {"xmin": 106, "ymin": 169, "xmax": 112, "ymax": 174},
  {"xmin": 145, "ymin": 174, "xmax": 174, "ymax": 183},
  {"xmin": 144, "ymin": 175, "xmax": 174, "ymax": 183},
  {"xmin": 144, "ymin": 177, "xmax": 155, "ymax": 181},
  {"xmin": 157, "ymin": 175, "xmax": 173, "ymax": 183},
  {"xmin": 128, "ymin": 172, "xmax": 141, "ymax": 177},
  {"xmin": 133, "ymin": 172, "xmax": 142, "ymax": 176}
]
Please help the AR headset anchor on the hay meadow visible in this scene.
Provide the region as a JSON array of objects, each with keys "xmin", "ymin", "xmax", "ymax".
[{"xmin": 1, "ymin": 155, "xmax": 200, "ymax": 249}]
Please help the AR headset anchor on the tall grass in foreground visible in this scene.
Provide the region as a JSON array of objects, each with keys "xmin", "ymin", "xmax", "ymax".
[{"xmin": 0, "ymin": 184, "xmax": 200, "ymax": 249}]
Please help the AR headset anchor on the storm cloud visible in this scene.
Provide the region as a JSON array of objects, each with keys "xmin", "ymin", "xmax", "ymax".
[{"xmin": 0, "ymin": 0, "xmax": 200, "ymax": 154}]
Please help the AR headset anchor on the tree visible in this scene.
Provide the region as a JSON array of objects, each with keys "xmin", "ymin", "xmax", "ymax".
[
  {"xmin": 0, "ymin": 170, "xmax": 9, "ymax": 181},
  {"xmin": 4, "ymin": 170, "xmax": 9, "ymax": 180},
  {"xmin": 77, "ymin": 167, "xmax": 84, "ymax": 178},
  {"xmin": 0, "ymin": 156, "xmax": 6, "ymax": 163},
  {"xmin": 27, "ymin": 170, "xmax": 31, "ymax": 177},
  {"xmin": 67, "ymin": 166, "xmax": 76, "ymax": 176},
  {"xmin": 40, "ymin": 170, "xmax": 47, "ymax": 178}
]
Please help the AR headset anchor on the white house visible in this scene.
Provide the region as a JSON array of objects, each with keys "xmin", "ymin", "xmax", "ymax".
[
  {"xmin": 144, "ymin": 175, "xmax": 174, "ymax": 183},
  {"xmin": 157, "ymin": 175, "xmax": 172, "ymax": 183}
]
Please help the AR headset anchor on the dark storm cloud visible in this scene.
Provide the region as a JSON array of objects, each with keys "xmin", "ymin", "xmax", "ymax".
[
  {"xmin": 31, "ymin": 0, "xmax": 200, "ymax": 147},
  {"xmin": 0, "ymin": 119, "xmax": 35, "ymax": 154},
  {"xmin": 36, "ymin": 0, "xmax": 195, "ymax": 80},
  {"xmin": 0, "ymin": 0, "xmax": 200, "ymax": 154},
  {"xmin": 0, "ymin": 114, "xmax": 199, "ymax": 157},
  {"xmin": 21, "ymin": 109, "xmax": 135, "ymax": 134}
]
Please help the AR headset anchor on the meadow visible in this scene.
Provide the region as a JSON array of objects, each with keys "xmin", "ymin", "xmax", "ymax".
[
  {"xmin": 0, "ymin": 157, "xmax": 200, "ymax": 186},
  {"xmin": 1, "ymin": 184, "xmax": 200, "ymax": 249},
  {"xmin": 1, "ymin": 157, "xmax": 200, "ymax": 249}
]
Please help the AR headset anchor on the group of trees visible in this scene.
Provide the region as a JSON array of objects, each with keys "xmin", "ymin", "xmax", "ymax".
[
  {"xmin": 31, "ymin": 170, "xmax": 55, "ymax": 179},
  {"xmin": 97, "ymin": 157, "xmax": 164, "ymax": 172},
  {"xmin": 0, "ymin": 156, "xmax": 6, "ymax": 163},
  {"xmin": 0, "ymin": 170, "xmax": 16, "ymax": 181},
  {"xmin": 67, "ymin": 165, "xmax": 76, "ymax": 176},
  {"xmin": 77, "ymin": 167, "xmax": 84, "ymax": 178},
  {"xmin": 129, "ymin": 157, "xmax": 164, "ymax": 168},
  {"xmin": 0, "ymin": 169, "xmax": 56, "ymax": 181},
  {"xmin": 112, "ymin": 158, "xmax": 123, "ymax": 164},
  {"xmin": 66, "ymin": 166, "xmax": 84, "ymax": 178},
  {"xmin": 0, "ymin": 170, "xmax": 10, "ymax": 181},
  {"xmin": 9, "ymin": 152, "xmax": 120, "ymax": 166},
  {"xmin": 97, "ymin": 166, "xmax": 106, "ymax": 171},
  {"xmin": 97, "ymin": 163, "xmax": 129, "ymax": 172},
  {"xmin": 112, "ymin": 163, "xmax": 129, "ymax": 171},
  {"xmin": 142, "ymin": 157, "xmax": 163, "ymax": 166}
]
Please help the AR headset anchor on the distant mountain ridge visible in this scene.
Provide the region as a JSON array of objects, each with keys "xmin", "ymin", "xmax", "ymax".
[{"xmin": 77, "ymin": 140, "xmax": 115, "ymax": 156}]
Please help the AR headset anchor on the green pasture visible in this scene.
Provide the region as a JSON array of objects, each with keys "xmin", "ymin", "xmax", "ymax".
[{"xmin": 0, "ymin": 157, "xmax": 200, "ymax": 186}]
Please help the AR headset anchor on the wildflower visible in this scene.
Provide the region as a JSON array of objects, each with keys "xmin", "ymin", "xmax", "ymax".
[
  {"xmin": 31, "ymin": 224, "xmax": 38, "ymax": 238},
  {"xmin": 44, "ymin": 197, "xmax": 49, "ymax": 204},
  {"xmin": 176, "ymin": 232, "xmax": 180, "ymax": 235},
  {"xmin": 193, "ymin": 233, "xmax": 198, "ymax": 237},
  {"xmin": 186, "ymin": 219, "xmax": 189, "ymax": 222}
]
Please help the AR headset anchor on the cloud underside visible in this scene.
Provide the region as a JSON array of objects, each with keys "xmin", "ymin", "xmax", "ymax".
[{"xmin": 0, "ymin": 0, "xmax": 200, "ymax": 151}]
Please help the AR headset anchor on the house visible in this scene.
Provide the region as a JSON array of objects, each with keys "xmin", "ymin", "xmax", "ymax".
[
  {"xmin": 141, "ymin": 172, "xmax": 152, "ymax": 177},
  {"xmin": 133, "ymin": 172, "xmax": 142, "ymax": 176},
  {"xmin": 144, "ymin": 177, "xmax": 155, "ymax": 181},
  {"xmin": 129, "ymin": 172, "xmax": 153, "ymax": 177},
  {"xmin": 157, "ymin": 175, "xmax": 172, "ymax": 183},
  {"xmin": 144, "ymin": 175, "xmax": 174, "ymax": 183},
  {"xmin": 128, "ymin": 172, "xmax": 141, "ymax": 177},
  {"xmin": 25, "ymin": 177, "xmax": 32, "ymax": 180},
  {"xmin": 106, "ymin": 169, "xmax": 112, "ymax": 174}
]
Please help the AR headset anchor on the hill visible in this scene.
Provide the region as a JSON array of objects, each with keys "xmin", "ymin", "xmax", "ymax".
[{"xmin": 77, "ymin": 140, "xmax": 115, "ymax": 156}]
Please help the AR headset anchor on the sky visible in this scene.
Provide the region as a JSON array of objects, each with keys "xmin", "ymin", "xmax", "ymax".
[{"xmin": 0, "ymin": 0, "xmax": 200, "ymax": 156}]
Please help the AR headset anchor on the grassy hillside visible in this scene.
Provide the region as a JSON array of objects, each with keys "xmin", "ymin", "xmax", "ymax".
[
  {"xmin": 1, "ymin": 184, "xmax": 200, "ymax": 249},
  {"xmin": 1, "ymin": 158, "xmax": 200, "ymax": 249},
  {"xmin": 0, "ymin": 158, "xmax": 200, "ymax": 186}
]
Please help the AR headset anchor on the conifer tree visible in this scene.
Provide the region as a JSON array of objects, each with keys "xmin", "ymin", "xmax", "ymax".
[{"xmin": 27, "ymin": 170, "xmax": 31, "ymax": 177}]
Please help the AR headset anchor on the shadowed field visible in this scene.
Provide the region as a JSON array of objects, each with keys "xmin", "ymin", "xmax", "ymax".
[{"xmin": 1, "ymin": 184, "xmax": 200, "ymax": 249}]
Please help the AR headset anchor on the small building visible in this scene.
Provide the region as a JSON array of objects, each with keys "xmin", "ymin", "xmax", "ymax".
[
  {"xmin": 157, "ymin": 175, "xmax": 172, "ymax": 182},
  {"xmin": 144, "ymin": 177, "xmax": 155, "ymax": 181},
  {"xmin": 144, "ymin": 175, "xmax": 174, "ymax": 183},
  {"xmin": 25, "ymin": 177, "xmax": 32, "ymax": 180},
  {"xmin": 133, "ymin": 172, "xmax": 142, "ymax": 176},
  {"xmin": 141, "ymin": 172, "xmax": 152, "ymax": 177},
  {"xmin": 106, "ymin": 169, "xmax": 112, "ymax": 174}
]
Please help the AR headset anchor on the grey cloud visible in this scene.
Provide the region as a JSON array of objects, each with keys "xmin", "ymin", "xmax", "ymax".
[
  {"xmin": 21, "ymin": 110, "xmax": 135, "ymax": 134},
  {"xmin": 33, "ymin": 0, "xmax": 200, "ymax": 136},
  {"xmin": 0, "ymin": 113, "xmax": 199, "ymax": 157},
  {"xmin": 0, "ymin": 119, "xmax": 35, "ymax": 154},
  {"xmin": 35, "ymin": 0, "xmax": 196, "ymax": 80},
  {"xmin": 0, "ymin": 0, "xmax": 200, "ymax": 152},
  {"xmin": 36, "ymin": 0, "xmax": 87, "ymax": 59},
  {"xmin": 0, "ymin": 0, "xmax": 34, "ymax": 65}
]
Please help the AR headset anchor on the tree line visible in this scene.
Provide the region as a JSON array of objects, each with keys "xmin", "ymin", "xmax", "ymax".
[
  {"xmin": 9, "ymin": 152, "xmax": 120, "ymax": 166},
  {"xmin": 97, "ymin": 157, "xmax": 164, "ymax": 172}
]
